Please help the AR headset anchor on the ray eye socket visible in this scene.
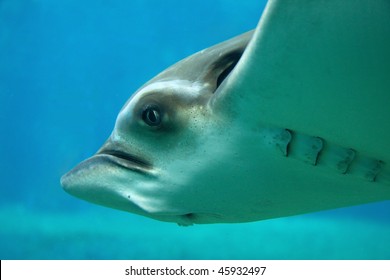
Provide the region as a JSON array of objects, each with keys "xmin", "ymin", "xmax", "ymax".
[{"xmin": 142, "ymin": 105, "xmax": 162, "ymax": 126}]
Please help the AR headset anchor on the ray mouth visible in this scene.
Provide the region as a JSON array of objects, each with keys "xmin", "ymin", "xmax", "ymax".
[{"xmin": 97, "ymin": 149, "xmax": 153, "ymax": 175}]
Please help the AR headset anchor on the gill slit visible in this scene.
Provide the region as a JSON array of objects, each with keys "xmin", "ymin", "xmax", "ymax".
[{"xmin": 261, "ymin": 127, "xmax": 389, "ymax": 185}]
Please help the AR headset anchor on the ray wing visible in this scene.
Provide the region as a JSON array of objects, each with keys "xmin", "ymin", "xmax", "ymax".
[
  {"xmin": 209, "ymin": 0, "xmax": 390, "ymax": 218},
  {"xmin": 219, "ymin": 0, "xmax": 390, "ymax": 181},
  {"xmin": 226, "ymin": 0, "xmax": 390, "ymax": 158}
]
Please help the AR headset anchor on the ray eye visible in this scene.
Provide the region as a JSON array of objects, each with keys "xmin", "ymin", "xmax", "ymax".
[{"xmin": 142, "ymin": 105, "xmax": 162, "ymax": 126}]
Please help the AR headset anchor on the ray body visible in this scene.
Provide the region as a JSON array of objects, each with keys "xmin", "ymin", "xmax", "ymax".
[{"xmin": 61, "ymin": 0, "xmax": 390, "ymax": 225}]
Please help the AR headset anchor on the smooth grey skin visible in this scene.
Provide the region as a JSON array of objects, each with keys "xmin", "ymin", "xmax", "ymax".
[{"xmin": 62, "ymin": 0, "xmax": 390, "ymax": 225}]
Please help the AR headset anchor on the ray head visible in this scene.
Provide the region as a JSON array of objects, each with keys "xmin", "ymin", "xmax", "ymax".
[{"xmin": 61, "ymin": 32, "xmax": 253, "ymax": 225}]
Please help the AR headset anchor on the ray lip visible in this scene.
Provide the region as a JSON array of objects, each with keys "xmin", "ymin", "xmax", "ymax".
[{"xmin": 97, "ymin": 149, "xmax": 153, "ymax": 173}]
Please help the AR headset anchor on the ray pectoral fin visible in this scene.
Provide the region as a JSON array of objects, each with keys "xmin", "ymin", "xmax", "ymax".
[{"xmin": 218, "ymin": 0, "xmax": 390, "ymax": 163}]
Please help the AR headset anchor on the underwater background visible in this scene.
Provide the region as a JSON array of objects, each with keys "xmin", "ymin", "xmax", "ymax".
[{"xmin": 1, "ymin": 0, "xmax": 389, "ymax": 259}]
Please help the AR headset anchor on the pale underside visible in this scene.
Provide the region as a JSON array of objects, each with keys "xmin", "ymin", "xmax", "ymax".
[
  {"xmin": 196, "ymin": 0, "xmax": 390, "ymax": 223},
  {"xmin": 215, "ymin": 0, "xmax": 390, "ymax": 219}
]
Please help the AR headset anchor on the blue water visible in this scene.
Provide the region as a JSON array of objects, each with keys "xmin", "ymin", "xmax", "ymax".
[{"xmin": 1, "ymin": 0, "xmax": 389, "ymax": 260}]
